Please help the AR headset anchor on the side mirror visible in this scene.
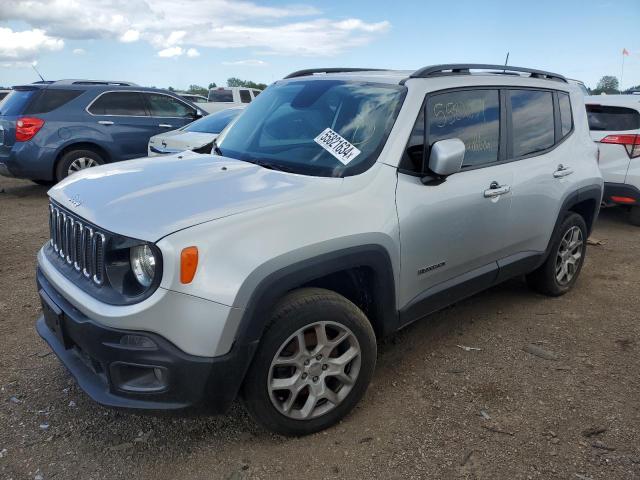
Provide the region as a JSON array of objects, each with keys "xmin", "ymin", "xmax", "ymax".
[{"xmin": 427, "ymin": 138, "xmax": 465, "ymax": 177}]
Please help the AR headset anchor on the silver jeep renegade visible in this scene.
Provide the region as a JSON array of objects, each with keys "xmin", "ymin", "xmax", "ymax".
[{"xmin": 36, "ymin": 64, "xmax": 603, "ymax": 435}]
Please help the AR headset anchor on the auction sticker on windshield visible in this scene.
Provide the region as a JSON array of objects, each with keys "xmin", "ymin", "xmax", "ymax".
[{"xmin": 314, "ymin": 128, "xmax": 361, "ymax": 165}]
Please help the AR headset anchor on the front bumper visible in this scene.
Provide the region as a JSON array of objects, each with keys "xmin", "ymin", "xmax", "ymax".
[
  {"xmin": 603, "ymin": 182, "xmax": 640, "ymax": 206},
  {"xmin": 36, "ymin": 269, "xmax": 257, "ymax": 412}
]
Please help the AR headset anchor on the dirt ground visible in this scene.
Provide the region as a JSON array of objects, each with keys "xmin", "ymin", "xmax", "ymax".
[{"xmin": 0, "ymin": 175, "xmax": 638, "ymax": 480}]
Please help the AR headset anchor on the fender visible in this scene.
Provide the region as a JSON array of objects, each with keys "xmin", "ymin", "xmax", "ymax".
[{"xmin": 231, "ymin": 244, "xmax": 399, "ymax": 348}]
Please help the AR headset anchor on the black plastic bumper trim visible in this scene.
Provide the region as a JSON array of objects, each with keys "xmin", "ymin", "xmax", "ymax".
[{"xmin": 603, "ymin": 182, "xmax": 640, "ymax": 204}]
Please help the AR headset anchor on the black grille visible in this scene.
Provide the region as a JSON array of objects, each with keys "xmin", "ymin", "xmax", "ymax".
[{"xmin": 49, "ymin": 202, "xmax": 106, "ymax": 285}]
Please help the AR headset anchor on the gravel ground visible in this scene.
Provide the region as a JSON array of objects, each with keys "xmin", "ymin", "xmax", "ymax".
[{"xmin": 1, "ymin": 175, "xmax": 639, "ymax": 480}]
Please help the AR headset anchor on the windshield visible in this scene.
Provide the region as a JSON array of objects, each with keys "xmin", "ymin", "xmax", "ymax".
[
  {"xmin": 183, "ymin": 108, "xmax": 242, "ymax": 133},
  {"xmin": 216, "ymin": 80, "xmax": 406, "ymax": 177}
]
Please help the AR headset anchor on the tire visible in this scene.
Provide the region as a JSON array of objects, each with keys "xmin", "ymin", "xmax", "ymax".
[
  {"xmin": 242, "ymin": 287, "xmax": 377, "ymax": 436},
  {"xmin": 526, "ymin": 213, "xmax": 588, "ymax": 296},
  {"xmin": 55, "ymin": 149, "xmax": 105, "ymax": 181},
  {"xmin": 630, "ymin": 206, "xmax": 640, "ymax": 227}
]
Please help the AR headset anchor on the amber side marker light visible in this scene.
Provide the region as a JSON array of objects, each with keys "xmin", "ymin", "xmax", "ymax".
[
  {"xmin": 180, "ymin": 247, "xmax": 199, "ymax": 284},
  {"xmin": 610, "ymin": 196, "xmax": 636, "ymax": 205}
]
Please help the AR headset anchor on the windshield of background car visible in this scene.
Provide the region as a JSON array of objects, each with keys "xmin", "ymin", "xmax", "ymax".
[
  {"xmin": 216, "ymin": 79, "xmax": 406, "ymax": 177},
  {"xmin": 183, "ymin": 108, "xmax": 241, "ymax": 133}
]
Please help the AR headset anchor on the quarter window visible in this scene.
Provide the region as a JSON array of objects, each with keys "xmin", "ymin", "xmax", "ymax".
[
  {"xmin": 145, "ymin": 93, "xmax": 194, "ymax": 117},
  {"xmin": 510, "ymin": 90, "xmax": 554, "ymax": 157},
  {"xmin": 88, "ymin": 92, "xmax": 147, "ymax": 116},
  {"xmin": 558, "ymin": 92, "xmax": 573, "ymax": 137},
  {"xmin": 427, "ymin": 89, "xmax": 500, "ymax": 167},
  {"xmin": 240, "ymin": 89, "xmax": 252, "ymax": 103}
]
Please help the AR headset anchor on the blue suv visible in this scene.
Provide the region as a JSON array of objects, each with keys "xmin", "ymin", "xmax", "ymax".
[{"xmin": 0, "ymin": 80, "xmax": 206, "ymax": 183}]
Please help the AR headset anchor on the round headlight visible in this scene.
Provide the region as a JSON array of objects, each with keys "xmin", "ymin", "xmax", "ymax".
[{"xmin": 130, "ymin": 245, "xmax": 156, "ymax": 287}]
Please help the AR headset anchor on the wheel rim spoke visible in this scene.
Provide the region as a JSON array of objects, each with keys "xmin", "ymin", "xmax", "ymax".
[
  {"xmin": 268, "ymin": 320, "xmax": 361, "ymax": 420},
  {"xmin": 555, "ymin": 226, "xmax": 583, "ymax": 285}
]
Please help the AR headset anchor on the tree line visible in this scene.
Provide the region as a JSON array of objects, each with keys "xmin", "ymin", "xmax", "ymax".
[{"xmin": 168, "ymin": 78, "xmax": 269, "ymax": 96}]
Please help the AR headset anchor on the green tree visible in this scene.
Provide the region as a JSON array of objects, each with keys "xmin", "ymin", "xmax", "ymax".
[
  {"xmin": 208, "ymin": 82, "xmax": 217, "ymax": 89},
  {"xmin": 592, "ymin": 76, "xmax": 619, "ymax": 95},
  {"xmin": 187, "ymin": 84, "xmax": 208, "ymax": 95},
  {"xmin": 227, "ymin": 77, "xmax": 267, "ymax": 90}
]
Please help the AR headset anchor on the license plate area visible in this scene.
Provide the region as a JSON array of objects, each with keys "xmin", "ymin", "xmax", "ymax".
[{"xmin": 39, "ymin": 289, "xmax": 72, "ymax": 349}]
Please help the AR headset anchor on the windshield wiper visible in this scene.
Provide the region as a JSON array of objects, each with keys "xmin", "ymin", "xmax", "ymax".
[{"xmin": 248, "ymin": 159, "xmax": 296, "ymax": 173}]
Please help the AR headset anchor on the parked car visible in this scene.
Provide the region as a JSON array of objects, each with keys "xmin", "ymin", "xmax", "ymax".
[
  {"xmin": 586, "ymin": 95, "xmax": 640, "ymax": 225},
  {"xmin": 148, "ymin": 106, "xmax": 243, "ymax": 156},
  {"xmin": 35, "ymin": 65, "xmax": 602, "ymax": 435},
  {"xmin": 200, "ymin": 86, "xmax": 261, "ymax": 113},
  {"xmin": 178, "ymin": 93, "xmax": 208, "ymax": 104},
  {"xmin": 0, "ymin": 89, "xmax": 10, "ymax": 101},
  {"xmin": 0, "ymin": 80, "xmax": 207, "ymax": 183}
]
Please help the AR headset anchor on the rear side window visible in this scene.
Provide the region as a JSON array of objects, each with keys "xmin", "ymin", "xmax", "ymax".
[
  {"xmin": 558, "ymin": 92, "xmax": 573, "ymax": 137},
  {"xmin": 88, "ymin": 92, "xmax": 147, "ymax": 116},
  {"xmin": 145, "ymin": 93, "xmax": 194, "ymax": 117},
  {"xmin": 25, "ymin": 89, "xmax": 84, "ymax": 114},
  {"xmin": 210, "ymin": 89, "xmax": 233, "ymax": 102},
  {"xmin": 510, "ymin": 90, "xmax": 554, "ymax": 157},
  {"xmin": 252, "ymin": 89, "xmax": 261, "ymax": 97},
  {"xmin": 426, "ymin": 89, "xmax": 500, "ymax": 167},
  {"xmin": 586, "ymin": 105, "xmax": 640, "ymax": 131},
  {"xmin": 0, "ymin": 89, "xmax": 36, "ymax": 116},
  {"xmin": 239, "ymin": 89, "xmax": 251, "ymax": 103}
]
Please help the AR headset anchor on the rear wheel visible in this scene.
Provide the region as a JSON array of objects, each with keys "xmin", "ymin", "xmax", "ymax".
[
  {"xmin": 55, "ymin": 149, "xmax": 105, "ymax": 181},
  {"xmin": 630, "ymin": 206, "xmax": 640, "ymax": 226},
  {"xmin": 526, "ymin": 213, "xmax": 587, "ymax": 296},
  {"xmin": 242, "ymin": 288, "xmax": 377, "ymax": 436}
]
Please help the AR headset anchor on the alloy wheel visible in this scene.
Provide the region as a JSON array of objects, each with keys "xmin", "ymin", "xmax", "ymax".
[
  {"xmin": 268, "ymin": 321, "xmax": 361, "ymax": 420},
  {"xmin": 68, "ymin": 157, "xmax": 100, "ymax": 175},
  {"xmin": 555, "ymin": 226, "xmax": 583, "ymax": 285}
]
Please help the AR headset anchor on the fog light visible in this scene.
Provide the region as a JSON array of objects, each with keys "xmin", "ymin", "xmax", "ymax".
[
  {"xmin": 119, "ymin": 334, "xmax": 157, "ymax": 349},
  {"xmin": 110, "ymin": 363, "xmax": 169, "ymax": 393}
]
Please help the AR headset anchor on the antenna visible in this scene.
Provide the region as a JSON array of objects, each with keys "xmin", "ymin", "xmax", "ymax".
[
  {"xmin": 504, "ymin": 52, "xmax": 509, "ymax": 67},
  {"xmin": 32, "ymin": 63, "xmax": 45, "ymax": 82}
]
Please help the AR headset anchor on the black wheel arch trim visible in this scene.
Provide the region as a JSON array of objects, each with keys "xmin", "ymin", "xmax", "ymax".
[{"xmin": 232, "ymin": 244, "xmax": 399, "ymax": 349}]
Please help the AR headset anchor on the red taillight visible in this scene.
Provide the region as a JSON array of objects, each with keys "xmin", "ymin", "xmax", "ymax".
[
  {"xmin": 599, "ymin": 134, "xmax": 640, "ymax": 158},
  {"xmin": 15, "ymin": 117, "xmax": 45, "ymax": 142}
]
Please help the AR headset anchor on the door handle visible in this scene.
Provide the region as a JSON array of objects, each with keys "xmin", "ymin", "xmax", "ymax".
[
  {"xmin": 484, "ymin": 181, "xmax": 511, "ymax": 198},
  {"xmin": 158, "ymin": 124, "xmax": 173, "ymax": 128},
  {"xmin": 98, "ymin": 120, "xmax": 114, "ymax": 125},
  {"xmin": 553, "ymin": 164, "xmax": 574, "ymax": 178}
]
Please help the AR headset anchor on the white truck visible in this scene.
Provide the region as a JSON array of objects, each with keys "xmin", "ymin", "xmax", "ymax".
[{"xmin": 200, "ymin": 86, "xmax": 262, "ymax": 113}]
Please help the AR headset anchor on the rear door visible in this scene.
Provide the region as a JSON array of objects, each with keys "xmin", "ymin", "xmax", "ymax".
[
  {"xmin": 505, "ymin": 88, "xmax": 576, "ymax": 254},
  {"xmin": 142, "ymin": 92, "xmax": 198, "ymax": 134},
  {"xmin": 586, "ymin": 103, "xmax": 640, "ymax": 184},
  {"xmin": 86, "ymin": 91, "xmax": 155, "ymax": 160}
]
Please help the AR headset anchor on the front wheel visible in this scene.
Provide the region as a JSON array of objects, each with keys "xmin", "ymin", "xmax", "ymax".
[
  {"xmin": 526, "ymin": 213, "xmax": 588, "ymax": 296},
  {"xmin": 242, "ymin": 288, "xmax": 377, "ymax": 436}
]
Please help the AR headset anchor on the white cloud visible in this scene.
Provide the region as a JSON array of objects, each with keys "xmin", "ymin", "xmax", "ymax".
[
  {"xmin": 0, "ymin": 27, "xmax": 64, "ymax": 65},
  {"xmin": 0, "ymin": 0, "xmax": 390, "ymax": 58},
  {"xmin": 120, "ymin": 29, "xmax": 140, "ymax": 43},
  {"xmin": 222, "ymin": 59, "xmax": 268, "ymax": 66},
  {"xmin": 186, "ymin": 48, "xmax": 200, "ymax": 58},
  {"xmin": 157, "ymin": 46, "xmax": 184, "ymax": 58},
  {"xmin": 72, "ymin": 48, "xmax": 86, "ymax": 55}
]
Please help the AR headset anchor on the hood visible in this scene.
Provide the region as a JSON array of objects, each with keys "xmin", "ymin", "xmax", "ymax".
[
  {"xmin": 149, "ymin": 131, "xmax": 217, "ymax": 153},
  {"xmin": 49, "ymin": 152, "xmax": 342, "ymax": 241}
]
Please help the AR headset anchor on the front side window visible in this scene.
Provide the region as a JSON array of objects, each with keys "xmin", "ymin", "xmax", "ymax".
[
  {"xmin": 88, "ymin": 92, "xmax": 147, "ymax": 116},
  {"xmin": 217, "ymin": 79, "xmax": 406, "ymax": 177},
  {"xmin": 510, "ymin": 90, "xmax": 554, "ymax": 157},
  {"xmin": 558, "ymin": 92, "xmax": 573, "ymax": 137},
  {"xmin": 240, "ymin": 89, "xmax": 252, "ymax": 103},
  {"xmin": 210, "ymin": 89, "xmax": 234, "ymax": 102},
  {"xmin": 586, "ymin": 105, "xmax": 640, "ymax": 131},
  {"xmin": 427, "ymin": 89, "xmax": 500, "ymax": 167},
  {"xmin": 145, "ymin": 93, "xmax": 194, "ymax": 117}
]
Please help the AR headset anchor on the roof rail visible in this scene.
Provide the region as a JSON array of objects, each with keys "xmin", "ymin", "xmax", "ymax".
[
  {"xmin": 407, "ymin": 64, "xmax": 567, "ymax": 83},
  {"xmin": 284, "ymin": 68, "xmax": 387, "ymax": 79},
  {"xmin": 50, "ymin": 79, "xmax": 139, "ymax": 86}
]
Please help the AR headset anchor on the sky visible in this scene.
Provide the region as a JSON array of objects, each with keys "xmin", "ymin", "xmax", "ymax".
[{"xmin": 0, "ymin": 0, "xmax": 639, "ymax": 91}]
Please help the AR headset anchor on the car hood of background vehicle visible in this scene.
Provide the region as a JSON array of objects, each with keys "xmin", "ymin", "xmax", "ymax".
[
  {"xmin": 150, "ymin": 131, "xmax": 217, "ymax": 151},
  {"xmin": 48, "ymin": 152, "xmax": 342, "ymax": 241}
]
